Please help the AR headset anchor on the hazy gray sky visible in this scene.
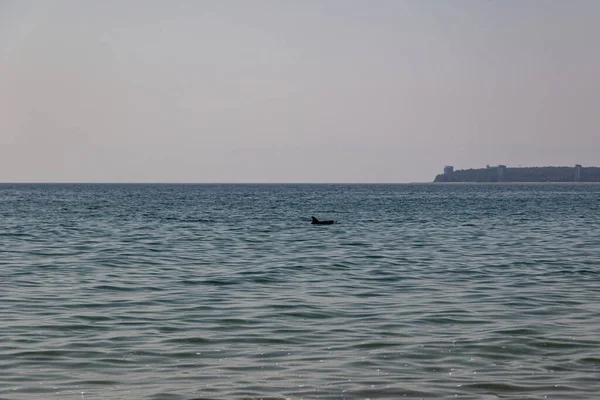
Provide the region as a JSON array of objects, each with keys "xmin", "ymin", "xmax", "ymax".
[{"xmin": 1, "ymin": 0, "xmax": 598, "ymax": 182}]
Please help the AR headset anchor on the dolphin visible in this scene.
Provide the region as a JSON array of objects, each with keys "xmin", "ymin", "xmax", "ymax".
[{"xmin": 311, "ymin": 216, "xmax": 335, "ymax": 225}]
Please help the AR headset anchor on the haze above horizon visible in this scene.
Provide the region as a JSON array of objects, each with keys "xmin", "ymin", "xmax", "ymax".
[{"xmin": 1, "ymin": 1, "xmax": 598, "ymax": 183}]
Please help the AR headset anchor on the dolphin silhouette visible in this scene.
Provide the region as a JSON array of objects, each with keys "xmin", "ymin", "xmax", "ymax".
[{"xmin": 311, "ymin": 216, "xmax": 335, "ymax": 225}]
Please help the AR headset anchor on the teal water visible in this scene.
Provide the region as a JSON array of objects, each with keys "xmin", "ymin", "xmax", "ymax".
[{"xmin": 1, "ymin": 184, "xmax": 599, "ymax": 400}]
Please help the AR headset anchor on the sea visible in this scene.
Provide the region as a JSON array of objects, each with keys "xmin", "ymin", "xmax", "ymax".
[{"xmin": 1, "ymin": 183, "xmax": 599, "ymax": 400}]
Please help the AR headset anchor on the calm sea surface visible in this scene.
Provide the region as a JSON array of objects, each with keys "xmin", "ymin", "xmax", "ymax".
[{"xmin": 1, "ymin": 184, "xmax": 599, "ymax": 400}]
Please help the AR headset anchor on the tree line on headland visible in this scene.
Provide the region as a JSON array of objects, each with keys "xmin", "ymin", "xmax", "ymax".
[{"xmin": 434, "ymin": 166, "xmax": 600, "ymax": 183}]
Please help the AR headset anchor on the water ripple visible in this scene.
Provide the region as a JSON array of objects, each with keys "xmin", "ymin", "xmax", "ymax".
[{"xmin": 1, "ymin": 183, "xmax": 599, "ymax": 399}]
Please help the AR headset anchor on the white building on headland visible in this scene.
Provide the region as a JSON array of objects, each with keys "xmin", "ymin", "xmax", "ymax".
[
  {"xmin": 575, "ymin": 164, "xmax": 582, "ymax": 181},
  {"xmin": 486, "ymin": 165, "xmax": 507, "ymax": 181}
]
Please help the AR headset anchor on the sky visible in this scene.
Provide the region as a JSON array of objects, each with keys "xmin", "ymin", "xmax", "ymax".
[{"xmin": 1, "ymin": 0, "xmax": 598, "ymax": 183}]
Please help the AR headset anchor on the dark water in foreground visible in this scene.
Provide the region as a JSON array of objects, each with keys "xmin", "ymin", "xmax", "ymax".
[{"xmin": 1, "ymin": 184, "xmax": 599, "ymax": 400}]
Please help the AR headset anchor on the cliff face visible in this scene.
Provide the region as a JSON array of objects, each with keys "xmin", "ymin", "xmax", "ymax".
[{"xmin": 434, "ymin": 166, "xmax": 600, "ymax": 183}]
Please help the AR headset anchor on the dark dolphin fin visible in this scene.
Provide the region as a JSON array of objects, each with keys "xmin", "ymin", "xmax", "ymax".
[{"xmin": 311, "ymin": 216, "xmax": 319, "ymax": 224}]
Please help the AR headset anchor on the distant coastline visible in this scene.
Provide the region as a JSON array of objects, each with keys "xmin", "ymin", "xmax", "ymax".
[{"xmin": 434, "ymin": 165, "xmax": 600, "ymax": 183}]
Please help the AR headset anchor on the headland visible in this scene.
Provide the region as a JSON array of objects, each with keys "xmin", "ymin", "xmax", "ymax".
[{"xmin": 434, "ymin": 164, "xmax": 600, "ymax": 183}]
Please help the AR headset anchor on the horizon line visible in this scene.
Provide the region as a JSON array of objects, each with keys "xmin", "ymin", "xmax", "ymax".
[
  {"xmin": 2, "ymin": 181, "xmax": 600, "ymax": 185},
  {"xmin": 0, "ymin": 181, "xmax": 429, "ymax": 185}
]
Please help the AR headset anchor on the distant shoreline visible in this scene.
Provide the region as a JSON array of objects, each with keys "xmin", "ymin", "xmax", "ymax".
[{"xmin": 434, "ymin": 165, "xmax": 600, "ymax": 183}]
